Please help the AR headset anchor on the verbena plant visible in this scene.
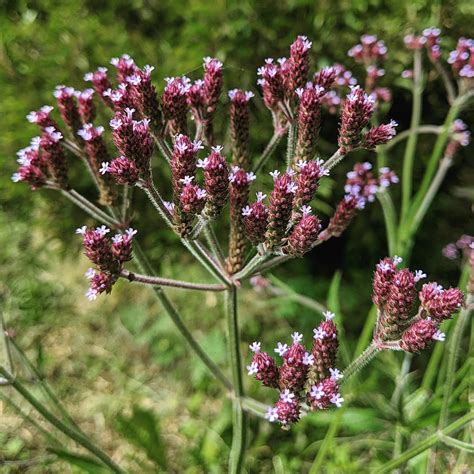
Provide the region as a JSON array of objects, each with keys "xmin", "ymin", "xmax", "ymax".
[{"xmin": 2, "ymin": 30, "xmax": 473, "ymax": 472}]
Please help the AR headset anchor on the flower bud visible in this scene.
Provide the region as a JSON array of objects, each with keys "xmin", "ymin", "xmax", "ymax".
[
  {"xmin": 419, "ymin": 283, "xmax": 464, "ymax": 321},
  {"xmin": 400, "ymin": 318, "xmax": 442, "ymax": 353},
  {"xmin": 199, "ymin": 147, "xmax": 229, "ymax": 219},
  {"xmin": 226, "ymin": 167, "xmax": 255, "ymax": 273},
  {"xmin": 293, "ymin": 83, "xmax": 323, "ymax": 163},
  {"xmin": 363, "ymin": 120, "xmax": 398, "ymax": 149},
  {"xmin": 40, "ymin": 127, "xmax": 69, "ymax": 189},
  {"xmin": 229, "ymin": 89, "xmax": 253, "ymax": 167},
  {"xmin": 242, "ymin": 194, "xmax": 269, "ymax": 245},
  {"xmin": 286, "ymin": 210, "xmax": 321, "ymax": 257},
  {"xmin": 319, "ymin": 194, "xmax": 365, "ymax": 240}
]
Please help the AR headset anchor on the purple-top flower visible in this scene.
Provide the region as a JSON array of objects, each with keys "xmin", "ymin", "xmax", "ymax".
[
  {"xmin": 104, "ymin": 156, "xmax": 140, "ymax": 185},
  {"xmin": 422, "ymin": 27, "xmax": 442, "ymax": 62},
  {"xmin": 198, "ymin": 146, "xmax": 230, "ymax": 219},
  {"xmin": 161, "ymin": 76, "xmax": 190, "ymax": 136},
  {"xmin": 314, "ymin": 66, "xmax": 336, "ymax": 91},
  {"xmin": 265, "ymin": 172, "xmax": 297, "ymax": 251},
  {"xmin": 419, "ymin": 283, "xmax": 464, "ymax": 321},
  {"xmin": 226, "ymin": 166, "xmax": 255, "ymax": 273},
  {"xmin": 348, "ymin": 34, "xmax": 387, "ymax": 64},
  {"xmin": 243, "ymin": 192, "xmax": 269, "ymax": 245},
  {"xmin": 110, "ymin": 108, "xmax": 154, "ymax": 179},
  {"xmin": 203, "ymin": 57, "xmax": 223, "ymax": 115},
  {"xmin": 78, "ymin": 123, "xmax": 115, "ymax": 204},
  {"xmin": 248, "ymin": 341, "xmax": 279, "ymax": 388},
  {"xmin": 319, "ymin": 194, "xmax": 365, "ymax": 241},
  {"xmin": 292, "ymin": 159, "xmax": 327, "ymax": 218},
  {"xmin": 27, "ymin": 105, "xmax": 58, "ymax": 131},
  {"xmin": 84, "ymin": 67, "xmax": 114, "ymax": 107},
  {"xmin": 127, "ymin": 65, "xmax": 163, "ymax": 135},
  {"xmin": 338, "ymin": 86, "xmax": 375, "ymax": 153},
  {"xmin": 288, "ymin": 35, "xmax": 312, "ymax": 93},
  {"xmin": 12, "ymin": 139, "xmax": 49, "ymax": 190},
  {"xmin": 75, "ymin": 89, "xmax": 96, "ymax": 124},
  {"xmin": 54, "ymin": 85, "xmax": 82, "ymax": 134},
  {"xmin": 40, "ymin": 126, "xmax": 69, "ymax": 189},
  {"xmin": 363, "ymin": 120, "xmax": 398, "ymax": 149},
  {"xmin": 110, "ymin": 54, "xmax": 138, "ymax": 83}
]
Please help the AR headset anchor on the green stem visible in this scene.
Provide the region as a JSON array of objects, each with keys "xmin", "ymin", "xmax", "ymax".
[
  {"xmin": 409, "ymin": 156, "xmax": 452, "ymax": 239},
  {"xmin": 377, "ymin": 190, "xmax": 398, "ymax": 256},
  {"xmin": 0, "ymin": 367, "xmax": 124, "ymax": 473},
  {"xmin": 132, "ymin": 242, "xmax": 233, "ymax": 391},
  {"xmin": 342, "ymin": 341, "xmax": 380, "ymax": 382},
  {"xmin": 225, "ymin": 286, "xmax": 247, "ymax": 473},
  {"xmin": 253, "ymin": 131, "xmax": 285, "ymax": 174},
  {"xmin": 400, "ymin": 49, "xmax": 423, "ymax": 225},
  {"xmin": 402, "ymin": 95, "xmax": 468, "ymax": 241},
  {"xmin": 382, "ymin": 125, "xmax": 441, "ymax": 152},
  {"xmin": 374, "ymin": 412, "xmax": 474, "ymax": 473},
  {"xmin": 438, "ymin": 293, "xmax": 473, "ymax": 428}
]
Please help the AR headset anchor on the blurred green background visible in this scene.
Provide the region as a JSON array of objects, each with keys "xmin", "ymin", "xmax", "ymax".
[{"xmin": 1, "ymin": 0, "xmax": 473, "ymax": 472}]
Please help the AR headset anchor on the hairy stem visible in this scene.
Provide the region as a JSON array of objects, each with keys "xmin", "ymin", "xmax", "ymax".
[
  {"xmin": 324, "ymin": 149, "xmax": 345, "ymax": 171},
  {"xmin": 0, "ymin": 367, "xmax": 124, "ymax": 473},
  {"xmin": 342, "ymin": 342, "xmax": 381, "ymax": 382},
  {"xmin": 225, "ymin": 286, "xmax": 248, "ymax": 473},
  {"xmin": 286, "ymin": 121, "xmax": 297, "ymax": 168},
  {"xmin": 120, "ymin": 269, "xmax": 227, "ymax": 292}
]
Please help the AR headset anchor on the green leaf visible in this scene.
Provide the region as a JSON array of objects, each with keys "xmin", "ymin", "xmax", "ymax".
[{"xmin": 116, "ymin": 405, "xmax": 167, "ymax": 470}]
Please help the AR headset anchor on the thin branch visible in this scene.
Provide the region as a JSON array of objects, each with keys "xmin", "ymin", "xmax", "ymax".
[
  {"xmin": 382, "ymin": 125, "xmax": 442, "ymax": 151},
  {"xmin": 253, "ymin": 130, "xmax": 286, "ymax": 174},
  {"xmin": 120, "ymin": 269, "xmax": 227, "ymax": 292}
]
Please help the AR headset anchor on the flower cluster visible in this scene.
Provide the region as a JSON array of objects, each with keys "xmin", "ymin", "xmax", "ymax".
[
  {"xmin": 248, "ymin": 311, "xmax": 343, "ymax": 427},
  {"xmin": 319, "ymin": 162, "xmax": 397, "ymax": 240},
  {"xmin": 338, "ymin": 84, "xmax": 396, "ymax": 153},
  {"xmin": 443, "ymin": 235, "xmax": 474, "ymax": 261},
  {"xmin": 348, "ymin": 34, "xmax": 388, "ymax": 97},
  {"xmin": 372, "ymin": 257, "xmax": 464, "ymax": 350},
  {"xmin": 76, "ymin": 225, "xmax": 137, "ymax": 300},
  {"xmin": 448, "ymin": 37, "xmax": 474, "ymax": 79},
  {"xmin": 445, "ymin": 119, "xmax": 471, "ymax": 159},
  {"xmin": 13, "ymin": 126, "xmax": 69, "ymax": 190}
]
